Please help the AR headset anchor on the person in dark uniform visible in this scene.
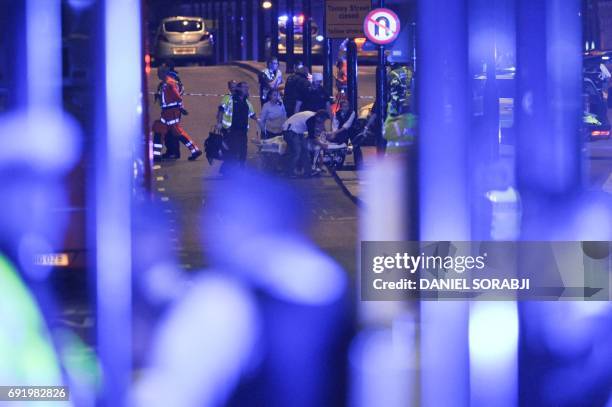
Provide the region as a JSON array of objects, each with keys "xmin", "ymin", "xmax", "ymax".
[
  {"xmin": 327, "ymin": 99, "xmax": 363, "ymax": 169},
  {"xmin": 283, "ymin": 66, "xmax": 310, "ymax": 117},
  {"xmin": 216, "ymin": 82, "xmax": 257, "ymax": 174},
  {"xmin": 302, "ymin": 72, "xmax": 332, "ymax": 117}
]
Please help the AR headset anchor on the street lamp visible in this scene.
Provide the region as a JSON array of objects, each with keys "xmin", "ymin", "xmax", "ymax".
[{"xmin": 262, "ymin": 1, "xmax": 272, "ymax": 9}]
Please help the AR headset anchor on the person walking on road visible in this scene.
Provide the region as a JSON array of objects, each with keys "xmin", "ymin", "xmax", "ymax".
[
  {"xmin": 216, "ymin": 81, "xmax": 257, "ymax": 173},
  {"xmin": 154, "ymin": 62, "xmax": 185, "ymax": 159},
  {"xmin": 153, "ymin": 67, "xmax": 202, "ymax": 161},
  {"xmin": 259, "ymin": 57, "xmax": 283, "ymax": 107}
]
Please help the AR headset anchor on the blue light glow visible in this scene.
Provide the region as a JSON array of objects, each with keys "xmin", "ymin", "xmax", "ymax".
[
  {"xmin": 349, "ymin": 328, "xmax": 415, "ymax": 407},
  {"xmin": 469, "ymin": 302, "xmax": 518, "ymax": 407},
  {"xmin": 132, "ymin": 274, "xmax": 258, "ymax": 406},
  {"xmin": 234, "ymin": 235, "xmax": 346, "ymax": 305},
  {"xmin": 97, "ymin": 0, "xmax": 143, "ymax": 403},
  {"xmin": 203, "ymin": 170, "xmax": 346, "ymax": 305},
  {"xmin": 418, "ymin": 2, "xmax": 471, "ymax": 406},
  {"xmin": 26, "ymin": 0, "xmax": 61, "ymax": 108},
  {"xmin": 0, "ymin": 109, "xmax": 82, "ymax": 174}
]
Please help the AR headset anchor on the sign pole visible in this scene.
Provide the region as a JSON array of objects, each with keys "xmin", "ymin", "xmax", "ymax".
[
  {"xmin": 271, "ymin": 0, "xmax": 279, "ymax": 57},
  {"xmin": 303, "ymin": 0, "xmax": 312, "ymax": 71},
  {"xmin": 325, "ymin": 0, "xmax": 371, "ymax": 99},
  {"xmin": 323, "ymin": 1, "xmax": 333, "ymax": 96},
  {"xmin": 376, "ymin": 0, "xmax": 386, "ymax": 154},
  {"xmin": 347, "ymin": 38, "xmax": 358, "ymax": 113},
  {"xmin": 376, "ymin": 40, "xmax": 386, "ymax": 154},
  {"xmin": 363, "ymin": 7, "xmax": 401, "ymax": 153},
  {"xmin": 286, "ymin": 0, "xmax": 295, "ymax": 73}
]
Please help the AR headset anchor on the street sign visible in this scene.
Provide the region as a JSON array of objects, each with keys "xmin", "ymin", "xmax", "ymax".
[
  {"xmin": 363, "ymin": 8, "xmax": 401, "ymax": 45},
  {"xmin": 325, "ymin": 0, "xmax": 371, "ymax": 39}
]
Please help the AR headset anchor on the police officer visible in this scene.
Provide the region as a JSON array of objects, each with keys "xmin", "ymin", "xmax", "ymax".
[
  {"xmin": 387, "ymin": 63, "xmax": 412, "ymax": 117},
  {"xmin": 383, "ymin": 64, "xmax": 416, "ymax": 153},
  {"xmin": 216, "ymin": 81, "xmax": 257, "ymax": 174}
]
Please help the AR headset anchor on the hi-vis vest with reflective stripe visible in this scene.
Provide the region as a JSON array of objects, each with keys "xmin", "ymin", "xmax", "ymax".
[
  {"xmin": 160, "ymin": 78, "xmax": 182, "ymax": 125},
  {"xmin": 220, "ymin": 95, "xmax": 255, "ymax": 129}
]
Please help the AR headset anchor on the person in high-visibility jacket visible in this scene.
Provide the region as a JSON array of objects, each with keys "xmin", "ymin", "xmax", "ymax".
[
  {"xmin": 387, "ymin": 64, "xmax": 412, "ymax": 117},
  {"xmin": 384, "ymin": 64, "xmax": 416, "ymax": 154},
  {"xmin": 154, "ymin": 63, "xmax": 184, "ymax": 159},
  {"xmin": 215, "ymin": 81, "xmax": 257, "ymax": 174},
  {"xmin": 153, "ymin": 68, "xmax": 202, "ymax": 161}
]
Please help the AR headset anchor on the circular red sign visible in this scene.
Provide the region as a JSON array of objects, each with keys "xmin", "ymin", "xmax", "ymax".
[{"xmin": 363, "ymin": 8, "xmax": 401, "ymax": 45}]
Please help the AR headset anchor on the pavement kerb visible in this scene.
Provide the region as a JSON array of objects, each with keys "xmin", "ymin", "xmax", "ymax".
[
  {"xmin": 231, "ymin": 61, "xmax": 266, "ymax": 77},
  {"xmin": 330, "ymin": 169, "xmax": 363, "ymax": 206}
]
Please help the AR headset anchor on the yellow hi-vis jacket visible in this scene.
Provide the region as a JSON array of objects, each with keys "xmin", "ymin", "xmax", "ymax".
[{"xmin": 220, "ymin": 95, "xmax": 256, "ymax": 129}]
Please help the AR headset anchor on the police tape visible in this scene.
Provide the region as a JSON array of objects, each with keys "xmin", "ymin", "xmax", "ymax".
[{"xmin": 148, "ymin": 91, "xmax": 375, "ymax": 99}]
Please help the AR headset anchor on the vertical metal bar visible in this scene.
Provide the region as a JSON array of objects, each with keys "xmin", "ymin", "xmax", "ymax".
[
  {"xmin": 26, "ymin": 0, "xmax": 61, "ymax": 108},
  {"xmin": 286, "ymin": 0, "xmax": 295, "ymax": 72},
  {"xmin": 324, "ymin": 38, "xmax": 334, "ymax": 95},
  {"xmin": 271, "ymin": 0, "xmax": 279, "ymax": 57},
  {"xmin": 231, "ymin": 0, "xmax": 238, "ymax": 60},
  {"xmin": 141, "ymin": 0, "xmax": 152, "ymax": 194},
  {"xmin": 418, "ymin": 0, "xmax": 470, "ymax": 406},
  {"xmin": 375, "ymin": 44, "xmax": 386, "ymax": 153},
  {"xmin": 247, "ymin": 0, "xmax": 254, "ymax": 60},
  {"xmin": 239, "ymin": 0, "xmax": 247, "ymax": 60},
  {"xmin": 411, "ymin": 22, "xmax": 417, "ymax": 75},
  {"xmin": 303, "ymin": 0, "xmax": 312, "ymax": 71},
  {"xmin": 212, "ymin": 0, "xmax": 220, "ymax": 63},
  {"xmin": 2, "ymin": 3, "xmax": 25, "ymax": 109},
  {"xmin": 323, "ymin": 2, "xmax": 333, "ymax": 96},
  {"xmin": 516, "ymin": 3, "xmax": 582, "ymax": 404},
  {"xmin": 99, "ymin": 0, "xmax": 141, "ymax": 403},
  {"xmin": 221, "ymin": 2, "xmax": 229, "ymax": 63},
  {"xmin": 516, "ymin": 0, "xmax": 582, "ymax": 237},
  {"xmin": 375, "ymin": 7, "xmax": 386, "ymax": 152},
  {"xmin": 258, "ymin": 0, "xmax": 266, "ymax": 61},
  {"xmin": 347, "ymin": 38, "xmax": 358, "ymax": 113}
]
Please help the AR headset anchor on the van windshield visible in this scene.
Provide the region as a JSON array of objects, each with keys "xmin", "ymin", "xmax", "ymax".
[{"xmin": 164, "ymin": 20, "xmax": 203, "ymax": 33}]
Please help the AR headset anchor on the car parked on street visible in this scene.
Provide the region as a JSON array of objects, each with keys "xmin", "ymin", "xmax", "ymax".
[{"xmin": 155, "ymin": 16, "xmax": 213, "ymax": 65}]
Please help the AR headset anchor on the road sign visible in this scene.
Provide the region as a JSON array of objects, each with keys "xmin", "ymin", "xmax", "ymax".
[
  {"xmin": 363, "ymin": 8, "xmax": 401, "ymax": 45},
  {"xmin": 325, "ymin": 0, "xmax": 371, "ymax": 39}
]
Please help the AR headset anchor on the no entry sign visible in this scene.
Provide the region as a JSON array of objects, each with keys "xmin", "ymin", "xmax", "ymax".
[{"xmin": 363, "ymin": 8, "xmax": 401, "ymax": 45}]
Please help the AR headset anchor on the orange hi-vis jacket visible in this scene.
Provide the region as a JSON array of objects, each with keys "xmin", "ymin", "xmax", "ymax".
[{"xmin": 160, "ymin": 77, "xmax": 183, "ymax": 125}]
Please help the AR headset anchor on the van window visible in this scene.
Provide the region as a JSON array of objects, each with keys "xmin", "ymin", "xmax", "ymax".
[{"xmin": 164, "ymin": 20, "xmax": 203, "ymax": 33}]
